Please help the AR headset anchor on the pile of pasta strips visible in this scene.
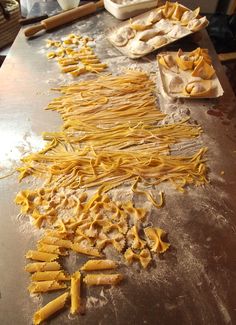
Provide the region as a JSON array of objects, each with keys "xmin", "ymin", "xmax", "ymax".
[
  {"xmin": 46, "ymin": 33, "xmax": 107, "ymax": 77},
  {"xmin": 15, "ymin": 70, "xmax": 207, "ymax": 324}
]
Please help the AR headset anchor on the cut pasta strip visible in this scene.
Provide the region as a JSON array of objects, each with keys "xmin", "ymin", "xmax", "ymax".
[
  {"xmin": 31, "ymin": 271, "xmax": 70, "ymax": 281},
  {"xmin": 26, "ymin": 250, "xmax": 59, "ymax": 262},
  {"xmin": 70, "ymin": 271, "xmax": 81, "ymax": 314},
  {"xmin": 80, "ymin": 259, "xmax": 117, "ymax": 271},
  {"xmin": 84, "ymin": 273, "xmax": 123, "ymax": 286},
  {"xmin": 28, "ymin": 280, "xmax": 67, "ymax": 293},
  {"xmin": 33, "ymin": 292, "xmax": 69, "ymax": 325},
  {"xmin": 25, "ymin": 262, "xmax": 61, "ymax": 273}
]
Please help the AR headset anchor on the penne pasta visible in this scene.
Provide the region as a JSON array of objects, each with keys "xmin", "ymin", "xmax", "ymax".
[
  {"xmin": 84, "ymin": 273, "xmax": 123, "ymax": 286},
  {"xmin": 25, "ymin": 250, "xmax": 58, "ymax": 262},
  {"xmin": 33, "ymin": 292, "xmax": 69, "ymax": 325},
  {"xmin": 81, "ymin": 259, "xmax": 117, "ymax": 271},
  {"xmin": 25, "ymin": 262, "xmax": 61, "ymax": 273},
  {"xmin": 28, "ymin": 280, "xmax": 67, "ymax": 293},
  {"xmin": 31, "ymin": 271, "xmax": 70, "ymax": 281},
  {"xmin": 70, "ymin": 271, "xmax": 81, "ymax": 314}
]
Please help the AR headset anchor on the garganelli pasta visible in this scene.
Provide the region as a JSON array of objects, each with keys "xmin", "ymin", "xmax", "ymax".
[
  {"xmin": 33, "ymin": 292, "xmax": 69, "ymax": 325},
  {"xmin": 25, "ymin": 262, "xmax": 61, "ymax": 273},
  {"xmin": 28, "ymin": 280, "xmax": 67, "ymax": 293},
  {"xmin": 70, "ymin": 271, "xmax": 81, "ymax": 314},
  {"xmin": 81, "ymin": 259, "xmax": 117, "ymax": 271},
  {"xmin": 31, "ymin": 271, "xmax": 70, "ymax": 281},
  {"xmin": 84, "ymin": 274, "xmax": 123, "ymax": 286}
]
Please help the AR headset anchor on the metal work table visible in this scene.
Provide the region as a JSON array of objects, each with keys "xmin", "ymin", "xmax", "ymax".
[{"xmin": 0, "ymin": 2, "xmax": 236, "ymax": 325}]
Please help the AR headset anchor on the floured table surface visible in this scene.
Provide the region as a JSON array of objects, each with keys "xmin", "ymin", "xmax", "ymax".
[{"xmin": 0, "ymin": 4, "xmax": 236, "ymax": 325}]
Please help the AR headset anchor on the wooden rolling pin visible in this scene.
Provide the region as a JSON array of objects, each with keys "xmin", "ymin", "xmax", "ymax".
[{"xmin": 24, "ymin": 0, "xmax": 104, "ymax": 37}]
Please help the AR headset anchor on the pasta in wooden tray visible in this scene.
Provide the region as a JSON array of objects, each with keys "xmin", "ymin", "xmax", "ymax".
[
  {"xmin": 157, "ymin": 47, "xmax": 224, "ymax": 98},
  {"xmin": 107, "ymin": 1, "xmax": 209, "ymax": 59},
  {"xmin": 15, "ymin": 70, "xmax": 208, "ymax": 324}
]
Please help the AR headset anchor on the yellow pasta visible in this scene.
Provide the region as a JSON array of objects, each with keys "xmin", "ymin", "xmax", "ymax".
[
  {"xmin": 84, "ymin": 274, "xmax": 123, "ymax": 286},
  {"xmin": 127, "ymin": 226, "xmax": 146, "ymax": 250},
  {"xmin": 72, "ymin": 243, "xmax": 101, "ymax": 257},
  {"xmin": 25, "ymin": 262, "xmax": 61, "ymax": 273},
  {"xmin": 33, "ymin": 292, "xmax": 69, "ymax": 325},
  {"xmin": 70, "ymin": 271, "xmax": 81, "ymax": 314},
  {"xmin": 28, "ymin": 280, "xmax": 67, "ymax": 293},
  {"xmin": 124, "ymin": 248, "xmax": 152, "ymax": 269},
  {"xmin": 39, "ymin": 236, "xmax": 72, "ymax": 249},
  {"xmin": 37, "ymin": 243, "xmax": 67, "ymax": 255},
  {"xmin": 45, "ymin": 33, "xmax": 107, "ymax": 77},
  {"xmin": 80, "ymin": 259, "xmax": 117, "ymax": 271},
  {"xmin": 31, "ymin": 271, "xmax": 70, "ymax": 281},
  {"xmin": 25, "ymin": 250, "xmax": 58, "ymax": 262},
  {"xmin": 144, "ymin": 227, "xmax": 170, "ymax": 253}
]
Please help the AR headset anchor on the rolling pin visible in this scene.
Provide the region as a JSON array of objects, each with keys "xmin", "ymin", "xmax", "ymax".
[{"xmin": 24, "ymin": 0, "xmax": 104, "ymax": 37}]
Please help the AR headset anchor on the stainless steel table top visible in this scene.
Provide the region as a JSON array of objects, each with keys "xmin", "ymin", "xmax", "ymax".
[{"xmin": 0, "ymin": 5, "xmax": 236, "ymax": 325}]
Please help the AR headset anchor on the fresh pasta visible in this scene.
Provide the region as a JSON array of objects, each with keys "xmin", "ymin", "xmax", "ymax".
[
  {"xmin": 70, "ymin": 271, "xmax": 81, "ymax": 314},
  {"xmin": 33, "ymin": 292, "xmax": 69, "ymax": 325},
  {"xmin": 25, "ymin": 262, "xmax": 61, "ymax": 273},
  {"xmin": 84, "ymin": 274, "xmax": 123, "ymax": 286},
  {"xmin": 15, "ymin": 70, "xmax": 208, "ymax": 324},
  {"xmin": 25, "ymin": 250, "xmax": 59, "ymax": 262},
  {"xmin": 81, "ymin": 259, "xmax": 117, "ymax": 271},
  {"xmin": 31, "ymin": 271, "xmax": 70, "ymax": 281},
  {"xmin": 46, "ymin": 33, "xmax": 107, "ymax": 77},
  {"xmin": 28, "ymin": 280, "xmax": 67, "ymax": 293}
]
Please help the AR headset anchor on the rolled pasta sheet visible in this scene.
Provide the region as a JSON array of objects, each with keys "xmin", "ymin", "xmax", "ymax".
[
  {"xmin": 33, "ymin": 292, "xmax": 69, "ymax": 325},
  {"xmin": 31, "ymin": 271, "xmax": 70, "ymax": 281},
  {"xmin": 28, "ymin": 280, "xmax": 67, "ymax": 293},
  {"xmin": 25, "ymin": 262, "xmax": 61, "ymax": 273},
  {"xmin": 84, "ymin": 274, "xmax": 123, "ymax": 286},
  {"xmin": 72, "ymin": 243, "xmax": 101, "ymax": 257},
  {"xmin": 26, "ymin": 250, "xmax": 58, "ymax": 262},
  {"xmin": 81, "ymin": 259, "xmax": 117, "ymax": 271},
  {"xmin": 70, "ymin": 271, "xmax": 81, "ymax": 314},
  {"xmin": 39, "ymin": 236, "xmax": 72, "ymax": 249}
]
